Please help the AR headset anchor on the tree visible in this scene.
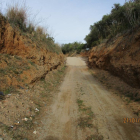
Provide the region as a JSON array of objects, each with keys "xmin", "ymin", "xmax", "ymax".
[{"xmin": 85, "ymin": 1, "xmax": 140, "ymax": 48}]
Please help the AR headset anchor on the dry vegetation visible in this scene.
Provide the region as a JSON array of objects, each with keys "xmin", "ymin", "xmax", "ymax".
[{"xmin": 4, "ymin": 2, "xmax": 61, "ymax": 54}]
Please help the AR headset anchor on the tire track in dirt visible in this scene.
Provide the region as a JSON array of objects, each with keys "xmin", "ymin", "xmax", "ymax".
[
  {"xmin": 36, "ymin": 57, "xmax": 140, "ymax": 140},
  {"xmin": 78, "ymin": 66, "xmax": 140, "ymax": 140}
]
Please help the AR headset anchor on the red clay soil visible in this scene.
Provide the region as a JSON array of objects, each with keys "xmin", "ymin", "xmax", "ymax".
[
  {"xmin": 0, "ymin": 14, "xmax": 65, "ymax": 140},
  {"xmin": 0, "ymin": 15, "xmax": 64, "ymax": 90},
  {"xmin": 87, "ymin": 28, "xmax": 140, "ymax": 90}
]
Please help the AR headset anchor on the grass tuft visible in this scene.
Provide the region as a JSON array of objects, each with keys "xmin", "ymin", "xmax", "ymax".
[{"xmin": 77, "ymin": 99, "xmax": 94, "ymax": 129}]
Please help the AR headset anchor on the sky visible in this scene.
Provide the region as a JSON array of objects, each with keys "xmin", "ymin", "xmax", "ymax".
[{"xmin": 1, "ymin": 0, "xmax": 125, "ymax": 44}]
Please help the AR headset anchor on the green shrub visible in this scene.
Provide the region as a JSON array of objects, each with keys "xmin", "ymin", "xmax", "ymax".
[
  {"xmin": 61, "ymin": 42, "xmax": 86, "ymax": 54},
  {"xmin": 85, "ymin": 0, "xmax": 140, "ymax": 48},
  {"xmin": 91, "ymin": 40, "xmax": 100, "ymax": 47},
  {"xmin": 27, "ymin": 23, "xmax": 35, "ymax": 34}
]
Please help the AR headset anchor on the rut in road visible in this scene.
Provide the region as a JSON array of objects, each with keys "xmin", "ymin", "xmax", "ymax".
[{"xmin": 37, "ymin": 57, "xmax": 140, "ymax": 140}]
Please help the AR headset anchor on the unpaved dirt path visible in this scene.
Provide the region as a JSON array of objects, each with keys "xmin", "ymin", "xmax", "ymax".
[{"xmin": 37, "ymin": 57, "xmax": 140, "ymax": 140}]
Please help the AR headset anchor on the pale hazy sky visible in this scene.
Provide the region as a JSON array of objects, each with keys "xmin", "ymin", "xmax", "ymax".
[{"xmin": 1, "ymin": 0, "xmax": 125, "ymax": 44}]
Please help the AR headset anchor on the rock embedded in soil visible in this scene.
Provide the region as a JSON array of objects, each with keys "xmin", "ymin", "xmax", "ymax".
[
  {"xmin": 0, "ymin": 92, "xmax": 5, "ymax": 100},
  {"xmin": 0, "ymin": 92, "xmax": 4, "ymax": 96}
]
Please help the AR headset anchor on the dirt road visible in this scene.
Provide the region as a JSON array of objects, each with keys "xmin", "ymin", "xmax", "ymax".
[{"xmin": 37, "ymin": 57, "xmax": 140, "ymax": 140}]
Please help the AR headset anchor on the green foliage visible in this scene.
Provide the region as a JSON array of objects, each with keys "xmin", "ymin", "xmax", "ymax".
[
  {"xmin": 85, "ymin": 0, "xmax": 140, "ymax": 48},
  {"xmin": 61, "ymin": 42, "xmax": 86, "ymax": 54},
  {"xmin": 4, "ymin": 86, "xmax": 17, "ymax": 95},
  {"xmin": 85, "ymin": 25, "xmax": 99, "ymax": 47},
  {"xmin": 77, "ymin": 99, "xmax": 94, "ymax": 129}
]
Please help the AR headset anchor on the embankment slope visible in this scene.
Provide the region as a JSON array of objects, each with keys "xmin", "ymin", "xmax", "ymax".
[
  {"xmin": 88, "ymin": 29, "xmax": 140, "ymax": 89},
  {"xmin": 87, "ymin": 28, "xmax": 140, "ymax": 102},
  {"xmin": 0, "ymin": 14, "xmax": 64, "ymax": 90}
]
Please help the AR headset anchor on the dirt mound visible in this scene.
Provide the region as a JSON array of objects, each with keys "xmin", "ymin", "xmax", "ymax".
[{"xmin": 88, "ymin": 28, "xmax": 140, "ymax": 90}]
